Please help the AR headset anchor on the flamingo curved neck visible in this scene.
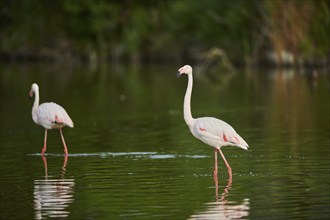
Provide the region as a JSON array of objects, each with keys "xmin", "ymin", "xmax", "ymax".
[
  {"xmin": 32, "ymin": 89, "xmax": 40, "ymax": 110},
  {"xmin": 184, "ymin": 73, "xmax": 194, "ymax": 126},
  {"xmin": 32, "ymin": 89, "xmax": 40, "ymax": 124}
]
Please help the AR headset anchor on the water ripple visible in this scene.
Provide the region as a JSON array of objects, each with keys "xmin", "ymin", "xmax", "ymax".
[{"xmin": 28, "ymin": 152, "xmax": 209, "ymax": 159}]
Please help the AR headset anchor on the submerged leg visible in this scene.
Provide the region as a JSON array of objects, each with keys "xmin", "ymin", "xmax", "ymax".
[
  {"xmin": 41, "ymin": 155, "xmax": 48, "ymax": 179},
  {"xmin": 61, "ymin": 155, "xmax": 68, "ymax": 178},
  {"xmin": 214, "ymin": 172, "xmax": 219, "ymax": 201},
  {"xmin": 218, "ymin": 148, "xmax": 232, "ymax": 178},
  {"xmin": 59, "ymin": 128, "xmax": 69, "ymax": 155},
  {"xmin": 219, "ymin": 176, "xmax": 233, "ymax": 202},
  {"xmin": 41, "ymin": 129, "xmax": 48, "ymax": 155}
]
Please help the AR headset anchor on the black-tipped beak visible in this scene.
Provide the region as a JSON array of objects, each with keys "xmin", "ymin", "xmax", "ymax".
[
  {"xmin": 29, "ymin": 90, "xmax": 33, "ymax": 100},
  {"xmin": 177, "ymin": 71, "xmax": 181, "ymax": 78}
]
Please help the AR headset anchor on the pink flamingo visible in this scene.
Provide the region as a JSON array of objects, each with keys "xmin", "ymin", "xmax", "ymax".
[
  {"xmin": 29, "ymin": 83, "xmax": 74, "ymax": 155},
  {"xmin": 177, "ymin": 65, "xmax": 249, "ymax": 179}
]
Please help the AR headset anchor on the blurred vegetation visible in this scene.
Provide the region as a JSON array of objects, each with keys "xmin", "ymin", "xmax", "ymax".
[{"xmin": 0, "ymin": 0, "xmax": 329, "ymax": 67}]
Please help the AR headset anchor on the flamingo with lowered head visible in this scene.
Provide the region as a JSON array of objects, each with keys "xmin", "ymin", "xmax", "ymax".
[
  {"xmin": 177, "ymin": 65, "xmax": 248, "ymax": 179},
  {"xmin": 29, "ymin": 83, "xmax": 74, "ymax": 155}
]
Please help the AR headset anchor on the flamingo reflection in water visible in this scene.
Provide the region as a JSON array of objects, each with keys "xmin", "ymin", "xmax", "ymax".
[
  {"xmin": 34, "ymin": 155, "xmax": 75, "ymax": 219},
  {"xmin": 189, "ymin": 176, "xmax": 250, "ymax": 220}
]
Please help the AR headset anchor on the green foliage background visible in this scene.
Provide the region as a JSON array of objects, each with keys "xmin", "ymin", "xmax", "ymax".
[{"xmin": 1, "ymin": 0, "xmax": 329, "ymax": 65}]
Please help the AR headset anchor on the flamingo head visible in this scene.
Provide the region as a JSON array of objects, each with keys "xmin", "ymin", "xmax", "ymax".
[
  {"xmin": 29, "ymin": 83, "xmax": 39, "ymax": 98},
  {"xmin": 177, "ymin": 65, "xmax": 193, "ymax": 78}
]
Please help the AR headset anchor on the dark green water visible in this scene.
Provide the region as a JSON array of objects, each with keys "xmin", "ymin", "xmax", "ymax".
[{"xmin": 1, "ymin": 64, "xmax": 329, "ymax": 219}]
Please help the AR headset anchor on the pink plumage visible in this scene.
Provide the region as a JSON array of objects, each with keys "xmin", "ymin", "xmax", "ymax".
[
  {"xmin": 30, "ymin": 83, "xmax": 73, "ymax": 155},
  {"xmin": 192, "ymin": 117, "xmax": 248, "ymax": 151},
  {"xmin": 177, "ymin": 65, "xmax": 249, "ymax": 179},
  {"xmin": 34, "ymin": 102, "xmax": 74, "ymax": 129}
]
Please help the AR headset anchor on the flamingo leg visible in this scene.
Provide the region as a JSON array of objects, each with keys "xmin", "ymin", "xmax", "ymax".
[
  {"xmin": 41, "ymin": 129, "xmax": 48, "ymax": 155},
  {"xmin": 59, "ymin": 128, "xmax": 69, "ymax": 155},
  {"xmin": 218, "ymin": 148, "xmax": 232, "ymax": 178},
  {"xmin": 213, "ymin": 149, "xmax": 218, "ymax": 186},
  {"xmin": 214, "ymin": 149, "xmax": 218, "ymax": 177}
]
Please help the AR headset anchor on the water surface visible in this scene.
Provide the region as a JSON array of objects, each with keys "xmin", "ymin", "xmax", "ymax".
[{"xmin": 1, "ymin": 64, "xmax": 329, "ymax": 219}]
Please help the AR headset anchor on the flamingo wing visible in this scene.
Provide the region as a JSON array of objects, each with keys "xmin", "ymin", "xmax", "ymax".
[
  {"xmin": 36, "ymin": 102, "xmax": 74, "ymax": 129},
  {"xmin": 193, "ymin": 117, "xmax": 248, "ymax": 150}
]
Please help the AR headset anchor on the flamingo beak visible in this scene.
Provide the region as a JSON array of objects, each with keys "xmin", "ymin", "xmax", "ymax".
[
  {"xmin": 177, "ymin": 71, "xmax": 181, "ymax": 78},
  {"xmin": 29, "ymin": 90, "xmax": 33, "ymax": 99}
]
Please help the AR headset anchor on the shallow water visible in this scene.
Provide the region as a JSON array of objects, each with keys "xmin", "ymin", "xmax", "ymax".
[{"xmin": 1, "ymin": 64, "xmax": 329, "ymax": 219}]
